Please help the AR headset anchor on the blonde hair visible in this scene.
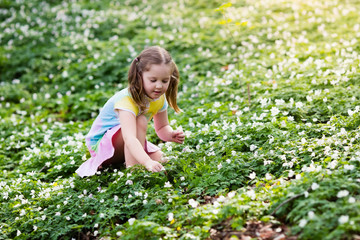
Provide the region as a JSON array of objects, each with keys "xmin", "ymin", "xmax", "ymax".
[{"xmin": 128, "ymin": 46, "xmax": 181, "ymax": 113}]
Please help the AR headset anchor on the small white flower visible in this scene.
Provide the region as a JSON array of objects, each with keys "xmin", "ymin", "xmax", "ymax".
[
  {"xmin": 164, "ymin": 181, "xmax": 172, "ymax": 188},
  {"xmin": 304, "ymin": 191, "xmax": 309, "ymax": 198},
  {"xmin": 250, "ymin": 145, "xmax": 257, "ymax": 151},
  {"xmin": 94, "ymin": 231, "xmax": 98, "ymax": 236},
  {"xmin": 271, "ymin": 107, "xmax": 280, "ymax": 116},
  {"xmin": 338, "ymin": 215, "xmax": 349, "ymax": 224},
  {"xmin": 265, "ymin": 173, "xmax": 272, "ymax": 180},
  {"xmin": 249, "ymin": 172, "xmax": 256, "ymax": 179},
  {"xmin": 128, "ymin": 218, "xmax": 136, "ymax": 225},
  {"xmin": 33, "ymin": 225, "xmax": 38, "ymax": 231},
  {"xmin": 114, "ymin": 195, "xmax": 119, "ymax": 201},
  {"xmin": 348, "ymin": 197, "xmax": 356, "ymax": 203},
  {"xmin": 168, "ymin": 212, "xmax": 174, "ymax": 221},
  {"xmin": 308, "ymin": 211, "xmax": 315, "ymax": 219},
  {"xmin": 143, "ymin": 200, "xmax": 148, "ymax": 204},
  {"xmin": 17, "ymin": 230, "xmax": 21, "ymax": 236},
  {"xmin": 228, "ymin": 191, "xmax": 236, "ymax": 198},
  {"xmin": 180, "ymin": 176, "xmax": 185, "ymax": 181},
  {"xmin": 299, "ymin": 219, "xmax": 307, "ymax": 228},
  {"xmin": 116, "ymin": 231, "xmax": 123, "ymax": 236},
  {"xmin": 188, "ymin": 199, "xmax": 199, "ymax": 208},
  {"xmin": 337, "ymin": 190, "xmax": 349, "ymax": 198},
  {"xmin": 295, "ymin": 102, "xmax": 304, "ymax": 108},
  {"xmin": 217, "ymin": 163, "xmax": 222, "ymax": 170},
  {"xmin": 311, "ymin": 182, "xmax": 320, "ymax": 190},
  {"xmin": 55, "ymin": 212, "xmax": 61, "ymax": 216},
  {"xmin": 125, "ymin": 180, "xmax": 133, "ymax": 185},
  {"xmin": 247, "ymin": 189, "xmax": 256, "ymax": 200}
]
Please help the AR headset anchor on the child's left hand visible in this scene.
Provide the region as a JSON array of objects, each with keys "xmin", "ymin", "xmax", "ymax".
[{"xmin": 171, "ymin": 128, "xmax": 185, "ymax": 144}]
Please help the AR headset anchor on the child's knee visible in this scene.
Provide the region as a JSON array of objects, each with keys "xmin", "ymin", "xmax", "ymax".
[{"xmin": 149, "ymin": 151, "xmax": 167, "ymax": 163}]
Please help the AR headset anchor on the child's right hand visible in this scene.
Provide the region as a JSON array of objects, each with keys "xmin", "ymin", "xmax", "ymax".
[{"xmin": 145, "ymin": 160, "xmax": 164, "ymax": 172}]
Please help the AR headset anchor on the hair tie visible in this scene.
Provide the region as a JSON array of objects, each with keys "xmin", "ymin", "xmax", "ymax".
[{"xmin": 135, "ymin": 57, "xmax": 139, "ymax": 62}]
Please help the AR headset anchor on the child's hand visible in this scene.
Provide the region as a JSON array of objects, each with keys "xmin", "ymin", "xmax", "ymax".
[
  {"xmin": 144, "ymin": 160, "xmax": 165, "ymax": 172},
  {"xmin": 171, "ymin": 127, "xmax": 185, "ymax": 144}
]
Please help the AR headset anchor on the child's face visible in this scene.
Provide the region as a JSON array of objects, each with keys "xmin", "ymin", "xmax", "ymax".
[{"xmin": 142, "ymin": 64, "xmax": 171, "ymax": 99}]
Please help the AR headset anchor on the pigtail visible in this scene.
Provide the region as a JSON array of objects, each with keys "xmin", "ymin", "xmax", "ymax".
[
  {"xmin": 128, "ymin": 59, "xmax": 147, "ymax": 111},
  {"xmin": 166, "ymin": 62, "xmax": 181, "ymax": 113}
]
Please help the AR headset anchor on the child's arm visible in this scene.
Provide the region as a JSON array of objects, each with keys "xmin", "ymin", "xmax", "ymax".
[
  {"xmin": 118, "ymin": 111, "xmax": 164, "ymax": 172},
  {"xmin": 153, "ymin": 110, "xmax": 185, "ymax": 144}
]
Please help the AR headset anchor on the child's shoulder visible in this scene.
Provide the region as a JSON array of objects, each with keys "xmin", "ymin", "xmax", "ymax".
[{"xmin": 111, "ymin": 87, "xmax": 131, "ymax": 99}]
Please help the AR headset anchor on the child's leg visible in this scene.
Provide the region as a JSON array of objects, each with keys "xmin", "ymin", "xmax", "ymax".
[
  {"xmin": 124, "ymin": 115, "xmax": 147, "ymax": 167},
  {"xmin": 148, "ymin": 150, "xmax": 168, "ymax": 163},
  {"xmin": 102, "ymin": 128, "xmax": 125, "ymax": 166}
]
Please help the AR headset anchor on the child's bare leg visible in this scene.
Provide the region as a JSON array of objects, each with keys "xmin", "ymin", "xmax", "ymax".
[
  {"xmin": 149, "ymin": 151, "xmax": 168, "ymax": 163},
  {"xmin": 102, "ymin": 128, "xmax": 125, "ymax": 167},
  {"xmin": 124, "ymin": 115, "xmax": 147, "ymax": 167}
]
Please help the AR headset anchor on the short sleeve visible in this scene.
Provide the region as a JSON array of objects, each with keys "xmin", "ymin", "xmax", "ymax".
[
  {"xmin": 158, "ymin": 97, "xmax": 168, "ymax": 112},
  {"xmin": 114, "ymin": 96, "xmax": 139, "ymax": 116}
]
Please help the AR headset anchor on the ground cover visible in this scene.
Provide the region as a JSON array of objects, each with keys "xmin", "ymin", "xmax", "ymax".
[{"xmin": 0, "ymin": 0, "xmax": 359, "ymax": 239}]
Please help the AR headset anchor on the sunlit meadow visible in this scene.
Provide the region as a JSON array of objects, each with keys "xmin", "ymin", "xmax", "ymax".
[{"xmin": 0, "ymin": 0, "xmax": 359, "ymax": 239}]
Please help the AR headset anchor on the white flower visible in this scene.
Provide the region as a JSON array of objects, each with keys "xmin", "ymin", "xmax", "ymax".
[
  {"xmin": 116, "ymin": 231, "xmax": 123, "ymax": 236},
  {"xmin": 168, "ymin": 212, "xmax": 174, "ymax": 221},
  {"xmin": 94, "ymin": 231, "xmax": 98, "ymax": 236},
  {"xmin": 299, "ymin": 219, "xmax": 307, "ymax": 228},
  {"xmin": 180, "ymin": 176, "xmax": 185, "ymax": 181},
  {"xmin": 271, "ymin": 107, "xmax": 280, "ymax": 116},
  {"xmin": 128, "ymin": 218, "xmax": 136, "ymax": 225},
  {"xmin": 304, "ymin": 191, "xmax": 309, "ymax": 198},
  {"xmin": 337, "ymin": 190, "xmax": 349, "ymax": 198},
  {"xmin": 217, "ymin": 163, "xmax": 222, "ymax": 170},
  {"xmin": 295, "ymin": 102, "xmax": 304, "ymax": 108},
  {"xmin": 348, "ymin": 197, "xmax": 356, "ymax": 203},
  {"xmin": 114, "ymin": 195, "xmax": 119, "ymax": 201},
  {"xmin": 338, "ymin": 215, "xmax": 349, "ymax": 224},
  {"xmin": 247, "ymin": 189, "xmax": 256, "ymax": 200},
  {"xmin": 228, "ymin": 191, "xmax": 236, "ymax": 198},
  {"xmin": 164, "ymin": 181, "xmax": 172, "ymax": 188},
  {"xmin": 17, "ymin": 230, "xmax": 21, "ymax": 236},
  {"xmin": 188, "ymin": 199, "xmax": 199, "ymax": 208},
  {"xmin": 249, "ymin": 172, "xmax": 256, "ymax": 179},
  {"xmin": 125, "ymin": 180, "xmax": 133, "ymax": 185},
  {"xmin": 250, "ymin": 145, "xmax": 257, "ymax": 151},
  {"xmin": 33, "ymin": 225, "xmax": 38, "ymax": 231},
  {"xmin": 311, "ymin": 182, "xmax": 320, "ymax": 190},
  {"xmin": 344, "ymin": 165, "xmax": 355, "ymax": 171},
  {"xmin": 265, "ymin": 173, "xmax": 272, "ymax": 180},
  {"xmin": 308, "ymin": 211, "xmax": 315, "ymax": 219}
]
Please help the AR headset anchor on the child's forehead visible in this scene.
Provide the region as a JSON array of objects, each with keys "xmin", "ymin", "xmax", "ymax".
[{"xmin": 144, "ymin": 63, "xmax": 172, "ymax": 75}]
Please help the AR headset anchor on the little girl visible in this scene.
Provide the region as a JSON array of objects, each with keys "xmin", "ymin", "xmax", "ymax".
[{"xmin": 76, "ymin": 46, "xmax": 185, "ymax": 177}]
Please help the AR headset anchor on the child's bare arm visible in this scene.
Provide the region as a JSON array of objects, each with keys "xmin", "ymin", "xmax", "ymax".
[
  {"xmin": 118, "ymin": 110, "xmax": 163, "ymax": 172},
  {"xmin": 153, "ymin": 110, "xmax": 185, "ymax": 144}
]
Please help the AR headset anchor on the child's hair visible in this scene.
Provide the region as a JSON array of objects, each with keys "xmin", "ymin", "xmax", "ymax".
[{"xmin": 128, "ymin": 46, "xmax": 181, "ymax": 113}]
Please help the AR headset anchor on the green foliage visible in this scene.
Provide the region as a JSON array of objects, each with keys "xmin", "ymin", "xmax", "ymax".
[{"xmin": 1, "ymin": 0, "xmax": 360, "ymax": 239}]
